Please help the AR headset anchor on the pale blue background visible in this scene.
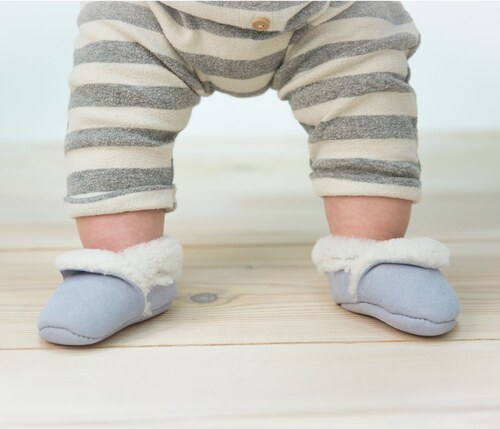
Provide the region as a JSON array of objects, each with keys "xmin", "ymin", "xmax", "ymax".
[{"xmin": 0, "ymin": 1, "xmax": 499, "ymax": 144}]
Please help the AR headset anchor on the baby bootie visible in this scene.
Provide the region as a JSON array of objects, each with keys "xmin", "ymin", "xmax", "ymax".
[
  {"xmin": 311, "ymin": 235, "xmax": 460, "ymax": 336},
  {"xmin": 38, "ymin": 234, "xmax": 182, "ymax": 346}
]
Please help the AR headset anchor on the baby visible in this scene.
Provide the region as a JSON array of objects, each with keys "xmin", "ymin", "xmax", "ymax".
[{"xmin": 37, "ymin": 1, "xmax": 460, "ymax": 345}]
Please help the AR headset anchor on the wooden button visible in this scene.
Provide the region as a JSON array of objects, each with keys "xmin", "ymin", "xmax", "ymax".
[{"xmin": 251, "ymin": 17, "xmax": 270, "ymax": 31}]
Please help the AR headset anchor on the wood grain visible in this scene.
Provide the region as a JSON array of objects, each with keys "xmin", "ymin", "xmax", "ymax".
[
  {"xmin": 1, "ymin": 342, "xmax": 500, "ymax": 427},
  {"xmin": 0, "ymin": 132, "xmax": 499, "ymax": 427}
]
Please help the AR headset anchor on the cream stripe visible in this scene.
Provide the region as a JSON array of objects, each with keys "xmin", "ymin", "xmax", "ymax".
[
  {"xmin": 65, "ymin": 145, "xmax": 173, "ymax": 175},
  {"xmin": 288, "ymin": 18, "xmax": 418, "ymax": 60},
  {"xmin": 278, "ymin": 49, "xmax": 409, "ymax": 98},
  {"xmin": 293, "ymin": 92, "xmax": 417, "ymax": 125},
  {"xmin": 66, "ymin": 188, "xmax": 176, "ymax": 218},
  {"xmin": 69, "ymin": 63, "xmax": 187, "ymax": 90},
  {"xmin": 75, "ymin": 20, "xmax": 177, "ymax": 59},
  {"xmin": 68, "ymin": 106, "xmax": 192, "ymax": 133},
  {"xmin": 308, "ymin": 138, "xmax": 419, "ymax": 163},
  {"xmin": 312, "ymin": 177, "xmax": 421, "ymax": 203},
  {"xmin": 197, "ymin": 70, "xmax": 274, "ymax": 93}
]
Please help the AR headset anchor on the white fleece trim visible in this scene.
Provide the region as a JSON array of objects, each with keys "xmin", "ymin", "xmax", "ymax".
[
  {"xmin": 311, "ymin": 235, "xmax": 450, "ymax": 301},
  {"xmin": 54, "ymin": 235, "xmax": 183, "ymax": 317}
]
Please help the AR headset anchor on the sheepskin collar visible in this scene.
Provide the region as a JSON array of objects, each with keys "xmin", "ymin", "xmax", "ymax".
[
  {"xmin": 311, "ymin": 235, "xmax": 450, "ymax": 301},
  {"xmin": 54, "ymin": 235, "xmax": 183, "ymax": 316}
]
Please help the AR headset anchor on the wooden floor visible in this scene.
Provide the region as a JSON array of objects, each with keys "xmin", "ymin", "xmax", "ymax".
[{"xmin": 1, "ymin": 132, "xmax": 499, "ymax": 428}]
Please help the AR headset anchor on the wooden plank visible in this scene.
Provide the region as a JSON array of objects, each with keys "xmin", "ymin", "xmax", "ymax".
[
  {"xmin": 1, "ymin": 341, "xmax": 500, "ymax": 426},
  {"xmin": 1, "ymin": 241, "xmax": 499, "ymax": 350}
]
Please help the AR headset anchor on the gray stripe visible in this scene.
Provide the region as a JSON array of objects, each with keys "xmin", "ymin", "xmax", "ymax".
[
  {"xmin": 158, "ymin": 3, "xmax": 285, "ymax": 39},
  {"xmin": 69, "ymin": 84, "xmax": 200, "ymax": 109},
  {"xmin": 272, "ymin": 33, "xmax": 420, "ymax": 90},
  {"xmin": 67, "ymin": 167, "xmax": 173, "ymax": 195},
  {"xmin": 203, "ymin": 2, "xmax": 309, "ymax": 11},
  {"xmin": 331, "ymin": 1, "xmax": 414, "ymax": 25},
  {"xmin": 288, "ymin": 22, "xmax": 314, "ymax": 46},
  {"xmin": 310, "ymin": 158, "xmax": 421, "ymax": 187},
  {"xmin": 178, "ymin": 49, "xmax": 287, "ymax": 79},
  {"xmin": 329, "ymin": 2, "xmax": 351, "ymax": 8},
  {"xmin": 74, "ymin": 40, "xmax": 165, "ymax": 66},
  {"xmin": 284, "ymin": 2, "xmax": 329, "ymax": 32},
  {"xmin": 285, "ymin": 72, "xmax": 412, "ymax": 109},
  {"xmin": 78, "ymin": 1, "xmax": 162, "ymax": 32},
  {"xmin": 64, "ymin": 185, "xmax": 174, "ymax": 205},
  {"xmin": 407, "ymin": 31, "xmax": 421, "ymax": 60},
  {"xmin": 302, "ymin": 115, "xmax": 418, "ymax": 142},
  {"xmin": 64, "ymin": 128, "xmax": 179, "ymax": 153},
  {"xmin": 74, "ymin": 41, "xmax": 204, "ymax": 94}
]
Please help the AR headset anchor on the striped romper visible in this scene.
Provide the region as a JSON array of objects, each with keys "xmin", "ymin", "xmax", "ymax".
[{"xmin": 65, "ymin": 1, "xmax": 422, "ymax": 218}]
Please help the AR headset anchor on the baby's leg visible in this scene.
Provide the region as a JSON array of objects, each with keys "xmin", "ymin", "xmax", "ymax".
[
  {"xmin": 272, "ymin": 2, "xmax": 460, "ymax": 336},
  {"xmin": 38, "ymin": 1, "xmax": 202, "ymax": 346},
  {"xmin": 76, "ymin": 209, "xmax": 165, "ymax": 252},
  {"xmin": 324, "ymin": 196, "xmax": 411, "ymax": 241}
]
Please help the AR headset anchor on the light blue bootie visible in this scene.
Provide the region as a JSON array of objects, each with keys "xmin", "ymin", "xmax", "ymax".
[
  {"xmin": 312, "ymin": 235, "xmax": 460, "ymax": 336},
  {"xmin": 38, "ymin": 235, "xmax": 183, "ymax": 346}
]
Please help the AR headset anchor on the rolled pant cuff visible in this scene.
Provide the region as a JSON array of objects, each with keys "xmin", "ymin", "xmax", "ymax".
[
  {"xmin": 64, "ymin": 187, "xmax": 177, "ymax": 218},
  {"xmin": 312, "ymin": 178, "xmax": 421, "ymax": 203}
]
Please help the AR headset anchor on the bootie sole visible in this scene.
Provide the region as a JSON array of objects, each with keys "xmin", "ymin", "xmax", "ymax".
[
  {"xmin": 341, "ymin": 301, "xmax": 456, "ymax": 337},
  {"xmin": 39, "ymin": 300, "xmax": 173, "ymax": 346}
]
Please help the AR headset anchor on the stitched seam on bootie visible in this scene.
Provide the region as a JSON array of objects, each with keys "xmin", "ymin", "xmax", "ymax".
[
  {"xmin": 353, "ymin": 300, "xmax": 457, "ymax": 324},
  {"xmin": 39, "ymin": 326, "xmax": 107, "ymax": 341}
]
